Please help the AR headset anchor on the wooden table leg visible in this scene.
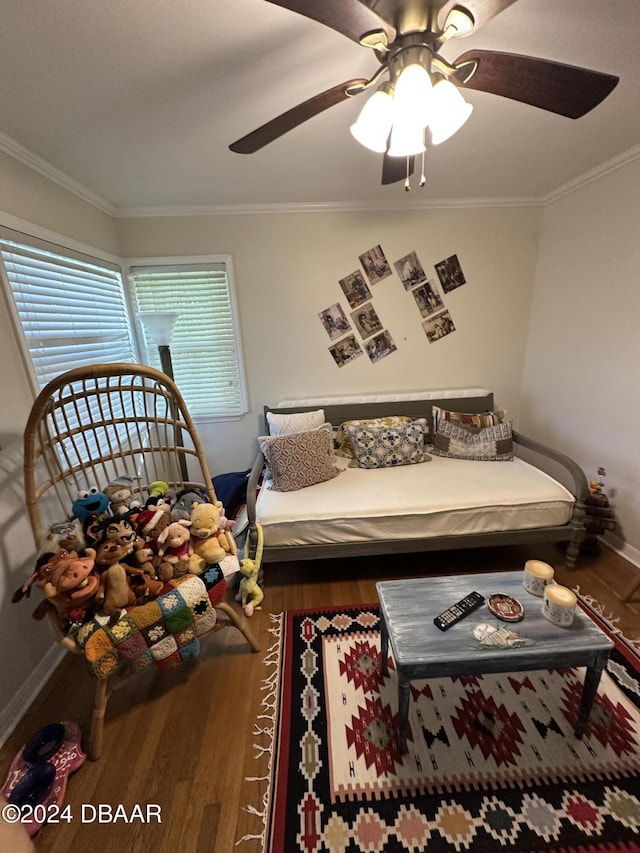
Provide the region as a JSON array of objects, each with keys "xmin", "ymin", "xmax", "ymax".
[
  {"xmin": 575, "ymin": 650, "xmax": 609, "ymax": 738},
  {"xmin": 398, "ymin": 673, "xmax": 410, "ymax": 754},
  {"xmin": 380, "ymin": 619, "xmax": 389, "ymax": 677}
]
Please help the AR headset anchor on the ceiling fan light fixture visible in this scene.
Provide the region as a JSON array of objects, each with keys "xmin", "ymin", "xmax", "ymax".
[
  {"xmin": 428, "ymin": 79, "xmax": 473, "ymax": 144},
  {"xmin": 442, "ymin": 6, "xmax": 475, "ymax": 38},
  {"xmin": 350, "ymin": 83, "xmax": 395, "ymax": 153},
  {"xmin": 393, "ymin": 62, "xmax": 433, "ymax": 127},
  {"xmin": 387, "ymin": 120, "xmax": 426, "ymax": 157}
]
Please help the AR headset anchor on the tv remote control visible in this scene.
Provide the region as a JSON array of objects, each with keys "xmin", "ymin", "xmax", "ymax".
[{"xmin": 433, "ymin": 591, "xmax": 485, "ymax": 631}]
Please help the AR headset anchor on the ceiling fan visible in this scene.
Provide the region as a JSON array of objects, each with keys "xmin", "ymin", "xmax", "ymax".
[{"xmin": 229, "ymin": 0, "xmax": 619, "ymax": 187}]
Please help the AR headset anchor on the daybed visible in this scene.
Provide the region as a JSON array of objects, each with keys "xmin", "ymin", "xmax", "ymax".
[{"xmin": 245, "ymin": 389, "xmax": 588, "ymax": 568}]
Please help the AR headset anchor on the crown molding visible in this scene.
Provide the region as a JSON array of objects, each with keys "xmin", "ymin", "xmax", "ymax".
[
  {"xmin": 0, "ymin": 131, "xmax": 117, "ymax": 216},
  {"xmin": 542, "ymin": 144, "xmax": 640, "ymax": 205},
  {"xmin": 115, "ymin": 195, "xmax": 542, "ymax": 218},
  {"xmin": 2, "ymin": 128, "xmax": 638, "ymax": 220}
]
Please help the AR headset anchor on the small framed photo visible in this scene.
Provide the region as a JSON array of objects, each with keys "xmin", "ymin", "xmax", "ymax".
[
  {"xmin": 412, "ymin": 280, "xmax": 444, "ymax": 317},
  {"xmin": 319, "ymin": 302, "xmax": 350, "ymax": 340},
  {"xmin": 350, "ymin": 302, "xmax": 383, "ymax": 340},
  {"xmin": 364, "ymin": 329, "xmax": 397, "ymax": 363},
  {"xmin": 359, "ymin": 245, "xmax": 392, "ymax": 285},
  {"xmin": 339, "ymin": 270, "xmax": 372, "ymax": 309},
  {"xmin": 329, "ymin": 334, "xmax": 363, "ymax": 368},
  {"xmin": 422, "ymin": 310, "xmax": 456, "ymax": 343},
  {"xmin": 394, "ymin": 251, "xmax": 428, "ymax": 290},
  {"xmin": 435, "ymin": 254, "xmax": 466, "ymax": 294}
]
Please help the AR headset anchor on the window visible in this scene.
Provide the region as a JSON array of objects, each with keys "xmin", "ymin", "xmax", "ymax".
[
  {"xmin": 0, "ymin": 225, "xmax": 137, "ymax": 390},
  {"xmin": 128, "ymin": 258, "xmax": 246, "ymax": 418}
]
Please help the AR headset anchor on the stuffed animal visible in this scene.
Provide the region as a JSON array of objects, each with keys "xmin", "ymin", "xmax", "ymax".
[
  {"xmin": 188, "ymin": 501, "xmax": 228, "ymax": 574},
  {"xmin": 145, "ymin": 480, "xmax": 169, "ymax": 507},
  {"xmin": 157, "ymin": 520, "xmax": 192, "ymax": 564},
  {"xmin": 36, "ymin": 519, "xmax": 86, "ymax": 557},
  {"xmin": 98, "ymin": 516, "xmax": 155, "ymax": 573},
  {"xmin": 235, "ymin": 558, "xmax": 263, "ymax": 617},
  {"xmin": 103, "ymin": 476, "xmax": 142, "ymax": 515},
  {"xmin": 94, "ymin": 541, "xmax": 136, "ymax": 615},
  {"xmin": 171, "ymin": 489, "xmax": 209, "ymax": 522},
  {"xmin": 134, "ymin": 503, "xmax": 176, "ymax": 579},
  {"xmin": 235, "ymin": 521, "xmax": 264, "ymax": 617},
  {"xmin": 40, "ymin": 548, "xmax": 100, "ymax": 617},
  {"xmin": 71, "ymin": 487, "xmax": 110, "ymax": 521}
]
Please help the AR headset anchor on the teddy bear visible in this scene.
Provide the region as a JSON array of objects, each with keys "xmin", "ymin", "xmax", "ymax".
[
  {"xmin": 156, "ymin": 519, "xmax": 193, "ymax": 580},
  {"xmin": 187, "ymin": 501, "xmax": 229, "ymax": 574}
]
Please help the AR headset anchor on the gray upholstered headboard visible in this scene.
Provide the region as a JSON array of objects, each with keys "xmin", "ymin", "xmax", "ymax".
[{"xmin": 264, "ymin": 388, "xmax": 495, "ymax": 441}]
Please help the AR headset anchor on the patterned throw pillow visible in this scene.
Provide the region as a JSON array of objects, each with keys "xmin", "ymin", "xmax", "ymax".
[
  {"xmin": 347, "ymin": 419, "xmax": 429, "ymax": 469},
  {"xmin": 431, "ymin": 419, "xmax": 514, "ymax": 461},
  {"xmin": 432, "ymin": 405, "xmax": 506, "ymax": 434},
  {"xmin": 258, "ymin": 428, "xmax": 339, "ymax": 491},
  {"xmin": 336, "ymin": 416, "xmax": 413, "ymax": 458},
  {"xmin": 266, "ymin": 408, "xmax": 325, "ymax": 436}
]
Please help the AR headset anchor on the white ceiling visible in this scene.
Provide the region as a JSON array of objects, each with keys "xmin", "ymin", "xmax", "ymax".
[{"xmin": 1, "ymin": 0, "xmax": 639, "ymax": 212}]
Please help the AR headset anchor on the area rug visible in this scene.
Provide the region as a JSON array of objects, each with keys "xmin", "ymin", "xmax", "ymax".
[{"xmin": 239, "ymin": 596, "xmax": 640, "ymax": 852}]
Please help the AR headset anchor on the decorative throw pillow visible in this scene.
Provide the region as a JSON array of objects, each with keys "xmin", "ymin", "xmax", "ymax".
[
  {"xmin": 258, "ymin": 428, "xmax": 339, "ymax": 491},
  {"xmin": 266, "ymin": 408, "xmax": 325, "ymax": 436},
  {"xmin": 432, "ymin": 405, "xmax": 506, "ymax": 434},
  {"xmin": 336, "ymin": 415, "xmax": 413, "ymax": 458},
  {"xmin": 431, "ymin": 419, "xmax": 514, "ymax": 461},
  {"xmin": 347, "ymin": 419, "xmax": 429, "ymax": 469}
]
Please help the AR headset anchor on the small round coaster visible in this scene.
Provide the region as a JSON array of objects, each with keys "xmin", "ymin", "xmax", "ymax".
[{"xmin": 488, "ymin": 593, "xmax": 524, "ymax": 622}]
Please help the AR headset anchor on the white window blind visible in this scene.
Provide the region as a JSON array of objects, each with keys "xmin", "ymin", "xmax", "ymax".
[
  {"xmin": 129, "ymin": 262, "xmax": 246, "ymax": 417},
  {"xmin": 0, "ymin": 227, "xmax": 137, "ymax": 389}
]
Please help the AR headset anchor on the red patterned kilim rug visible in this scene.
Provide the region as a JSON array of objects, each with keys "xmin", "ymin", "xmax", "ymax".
[{"xmin": 239, "ymin": 596, "xmax": 640, "ymax": 853}]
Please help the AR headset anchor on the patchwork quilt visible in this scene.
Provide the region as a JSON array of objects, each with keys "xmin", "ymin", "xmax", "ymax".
[{"xmin": 76, "ymin": 573, "xmax": 225, "ymax": 678}]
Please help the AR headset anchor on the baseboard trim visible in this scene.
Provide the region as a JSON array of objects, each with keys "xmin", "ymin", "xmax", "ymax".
[
  {"xmin": 0, "ymin": 643, "xmax": 66, "ymax": 749},
  {"xmin": 602, "ymin": 533, "xmax": 640, "ymax": 569}
]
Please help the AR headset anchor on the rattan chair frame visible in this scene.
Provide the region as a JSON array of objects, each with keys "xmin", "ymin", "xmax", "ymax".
[{"xmin": 23, "ymin": 363, "xmax": 258, "ymax": 760}]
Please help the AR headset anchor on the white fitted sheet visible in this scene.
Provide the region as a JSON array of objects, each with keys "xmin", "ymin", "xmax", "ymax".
[{"xmin": 256, "ymin": 454, "xmax": 575, "ymax": 548}]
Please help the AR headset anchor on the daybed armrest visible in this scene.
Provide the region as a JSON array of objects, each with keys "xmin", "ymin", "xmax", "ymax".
[
  {"xmin": 245, "ymin": 449, "xmax": 266, "ymax": 559},
  {"xmin": 512, "ymin": 430, "xmax": 588, "ymax": 501}
]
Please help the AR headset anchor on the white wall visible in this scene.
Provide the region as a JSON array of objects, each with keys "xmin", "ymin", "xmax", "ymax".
[
  {"xmin": 520, "ymin": 157, "xmax": 640, "ymax": 554},
  {"xmin": 116, "ymin": 205, "xmax": 542, "ymax": 471},
  {"xmin": 0, "ymin": 153, "xmax": 121, "ymax": 742}
]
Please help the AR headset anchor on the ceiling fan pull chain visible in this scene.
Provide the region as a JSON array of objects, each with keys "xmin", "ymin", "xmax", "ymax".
[
  {"xmin": 404, "ymin": 156, "xmax": 411, "ymax": 191},
  {"xmin": 419, "ymin": 150, "xmax": 426, "ymax": 187}
]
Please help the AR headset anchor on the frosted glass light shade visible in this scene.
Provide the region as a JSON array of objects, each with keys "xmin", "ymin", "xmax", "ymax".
[
  {"xmin": 429, "ymin": 79, "xmax": 473, "ymax": 145},
  {"xmin": 387, "ymin": 120, "xmax": 426, "ymax": 157},
  {"xmin": 350, "ymin": 88, "xmax": 395, "ymax": 153},
  {"xmin": 139, "ymin": 312, "xmax": 178, "ymax": 346},
  {"xmin": 393, "ymin": 63, "xmax": 432, "ymax": 127}
]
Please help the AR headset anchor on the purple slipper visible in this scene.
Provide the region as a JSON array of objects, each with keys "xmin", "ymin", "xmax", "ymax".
[{"xmin": 0, "ymin": 721, "xmax": 85, "ymax": 836}]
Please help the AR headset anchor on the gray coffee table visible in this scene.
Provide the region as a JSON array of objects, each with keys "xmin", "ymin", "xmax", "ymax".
[{"xmin": 377, "ymin": 571, "xmax": 613, "ymax": 754}]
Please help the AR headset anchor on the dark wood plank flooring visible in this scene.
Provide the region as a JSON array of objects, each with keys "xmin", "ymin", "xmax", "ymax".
[{"xmin": 1, "ymin": 542, "xmax": 638, "ymax": 853}]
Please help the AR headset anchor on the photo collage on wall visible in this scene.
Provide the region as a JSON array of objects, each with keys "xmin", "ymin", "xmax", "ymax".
[
  {"xmin": 395, "ymin": 250, "xmax": 464, "ymax": 343},
  {"xmin": 319, "ymin": 245, "xmax": 466, "ymax": 367}
]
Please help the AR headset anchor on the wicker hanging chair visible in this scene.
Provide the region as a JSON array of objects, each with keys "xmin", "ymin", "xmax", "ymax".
[{"xmin": 22, "ymin": 363, "xmax": 259, "ymax": 760}]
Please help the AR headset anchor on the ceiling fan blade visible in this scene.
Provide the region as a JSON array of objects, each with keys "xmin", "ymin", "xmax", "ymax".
[
  {"xmin": 229, "ymin": 78, "xmax": 367, "ymax": 154},
  {"xmin": 453, "ymin": 50, "xmax": 619, "ymax": 118},
  {"xmin": 438, "ymin": 0, "xmax": 520, "ymax": 34},
  {"xmin": 381, "ymin": 154, "xmax": 415, "ymax": 186},
  {"xmin": 265, "ymin": 0, "xmax": 395, "ymax": 45}
]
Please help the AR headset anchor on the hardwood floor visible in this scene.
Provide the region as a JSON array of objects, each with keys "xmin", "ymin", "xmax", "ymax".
[{"xmin": 1, "ymin": 542, "xmax": 638, "ymax": 853}]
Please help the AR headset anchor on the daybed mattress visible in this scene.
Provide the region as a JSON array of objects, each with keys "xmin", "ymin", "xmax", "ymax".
[{"xmin": 256, "ymin": 454, "xmax": 575, "ymax": 548}]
